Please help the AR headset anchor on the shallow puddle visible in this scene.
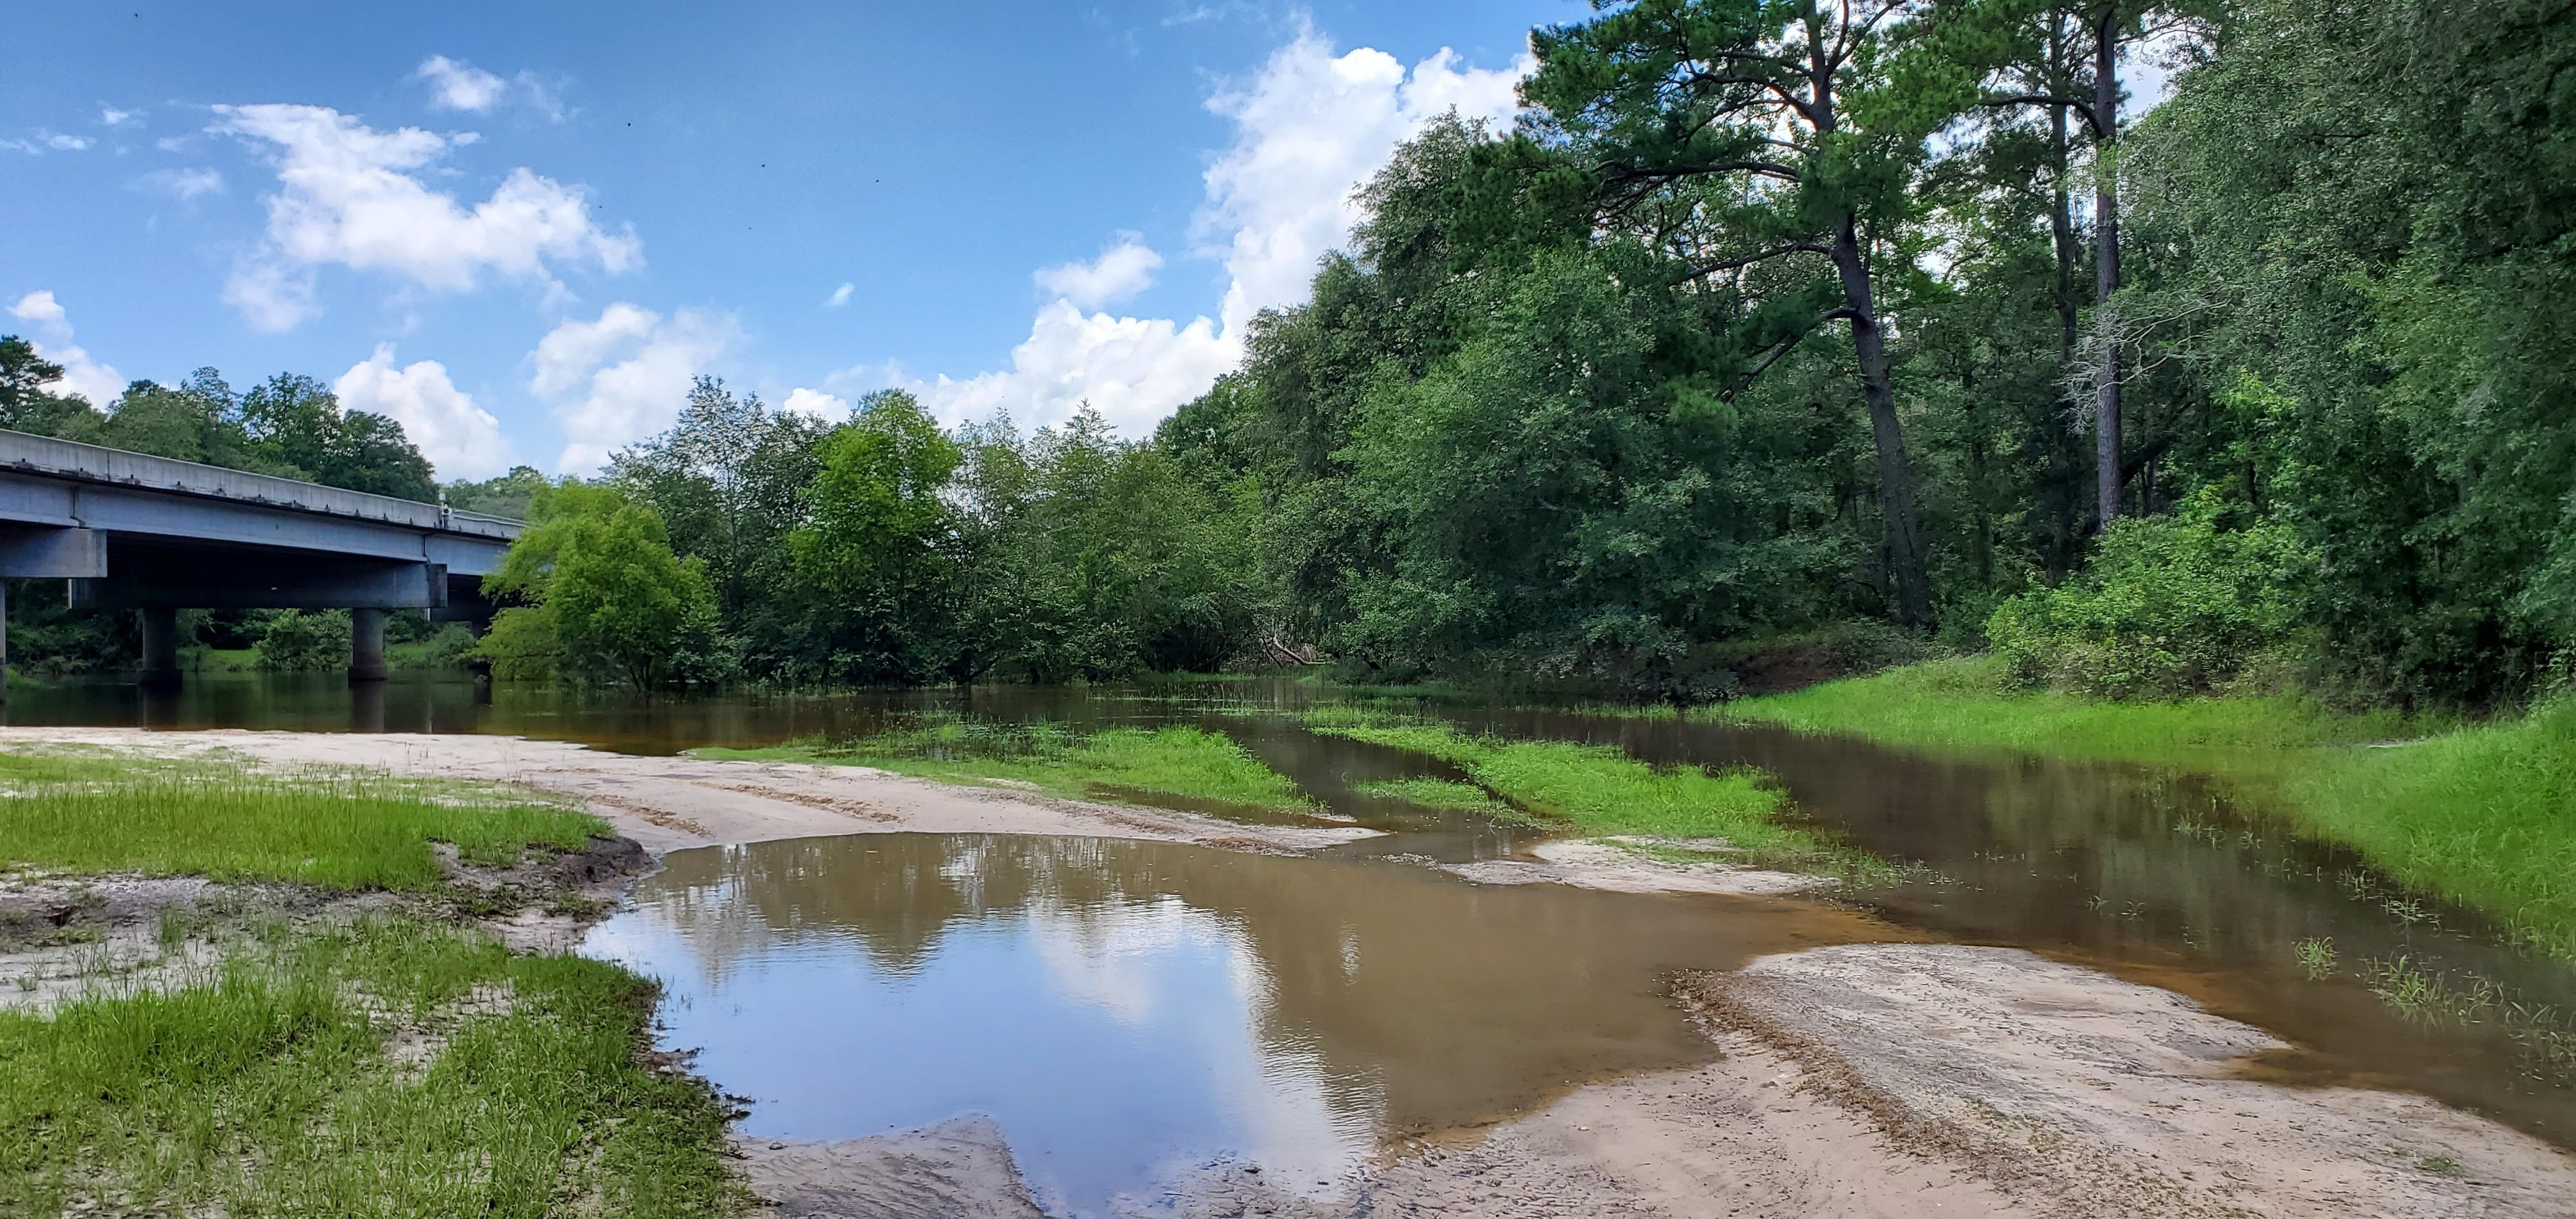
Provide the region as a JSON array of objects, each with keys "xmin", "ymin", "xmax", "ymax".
[{"xmin": 583, "ymin": 832, "xmax": 1902, "ymax": 1215}]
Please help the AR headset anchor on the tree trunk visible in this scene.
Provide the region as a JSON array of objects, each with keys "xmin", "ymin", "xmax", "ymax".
[
  {"xmin": 1832, "ymin": 215, "xmax": 1935, "ymax": 629},
  {"xmin": 2050, "ymin": 109, "xmax": 2081, "ymax": 362},
  {"xmin": 2092, "ymin": 6, "xmax": 2124, "ymax": 528}
]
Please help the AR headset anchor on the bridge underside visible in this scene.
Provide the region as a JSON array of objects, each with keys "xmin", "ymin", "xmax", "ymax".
[
  {"xmin": 1, "ymin": 527, "xmax": 500, "ymax": 691},
  {"xmin": 0, "ymin": 431, "xmax": 521, "ymax": 691}
]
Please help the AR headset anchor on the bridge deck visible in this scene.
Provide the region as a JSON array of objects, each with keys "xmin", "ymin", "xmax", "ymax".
[{"xmin": 0, "ymin": 428, "xmax": 520, "ymax": 556}]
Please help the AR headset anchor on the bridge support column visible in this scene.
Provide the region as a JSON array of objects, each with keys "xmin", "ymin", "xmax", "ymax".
[
  {"xmin": 349, "ymin": 608, "xmax": 388, "ymax": 684},
  {"xmin": 139, "ymin": 607, "xmax": 181, "ymax": 691}
]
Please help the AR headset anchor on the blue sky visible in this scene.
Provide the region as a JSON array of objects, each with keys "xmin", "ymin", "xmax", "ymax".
[{"xmin": 1, "ymin": 2, "xmax": 1577, "ymax": 479}]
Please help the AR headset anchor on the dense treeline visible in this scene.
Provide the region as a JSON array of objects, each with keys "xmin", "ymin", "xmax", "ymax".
[
  {"xmin": 471, "ymin": 381, "xmax": 1264, "ymax": 687},
  {"xmin": 10, "ymin": 0, "xmax": 2573, "ymax": 709}
]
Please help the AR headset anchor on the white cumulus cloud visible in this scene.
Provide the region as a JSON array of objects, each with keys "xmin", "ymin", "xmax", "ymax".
[
  {"xmin": 210, "ymin": 103, "xmax": 640, "ymax": 332},
  {"xmin": 1200, "ymin": 38, "xmax": 1524, "ymax": 337},
  {"xmin": 415, "ymin": 56, "xmax": 568, "ymax": 121},
  {"xmin": 529, "ymin": 303, "xmax": 741, "ymax": 472},
  {"xmin": 416, "ymin": 56, "xmax": 508, "ymax": 112},
  {"xmin": 334, "ymin": 344, "xmax": 512, "ymax": 479},
  {"xmin": 8, "ymin": 291, "xmax": 126, "ymax": 407},
  {"xmin": 780, "ymin": 387, "xmax": 850, "ymax": 420},
  {"xmin": 1034, "ymin": 235, "xmax": 1165, "ymax": 309},
  {"xmin": 903, "ymin": 33, "xmax": 1524, "ymax": 436},
  {"xmin": 100, "ymin": 106, "xmax": 141, "ymax": 128},
  {"xmin": 823, "ymin": 282, "xmax": 854, "ymax": 308},
  {"xmin": 906, "ymin": 301, "xmax": 1236, "ymax": 436}
]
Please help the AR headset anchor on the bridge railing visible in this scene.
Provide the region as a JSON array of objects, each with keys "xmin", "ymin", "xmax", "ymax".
[{"xmin": 0, "ymin": 428, "xmax": 524, "ymax": 539}]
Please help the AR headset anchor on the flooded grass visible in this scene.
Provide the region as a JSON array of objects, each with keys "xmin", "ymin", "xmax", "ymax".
[
  {"xmin": 697, "ymin": 717, "xmax": 1319, "ymax": 818},
  {"xmin": 1351, "ymin": 777, "xmax": 1525, "ymax": 819},
  {"xmin": 0, "ymin": 915, "xmax": 744, "ymax": 1217},
  {"xmin": 2296, "ymin": 937, "xmax": 2340, "ymax": 979},
  {"xmin": 2290, "ymin": 699, "xmax": 2576, "ymax": 961},
  {"xmin": 2356, "ymin": 954, "xmax": 2576, "ymax": 1085},
  {"xmin": 1305, "ymin": 710, "xmax": 1864, "ymax": 874},
  {"xmin": 1716, "ymin": 661, "xmax": 2576, "ymax": 964},
  {"xmin": 0, "ymin": 747, "xmax": 605, "ymax": 891},
  {"xmin": 1719, "ymin": 656, "xmax": 2418, "ymax": 766}
]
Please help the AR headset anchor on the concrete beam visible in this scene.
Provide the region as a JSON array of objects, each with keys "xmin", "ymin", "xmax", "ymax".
[
  {"xmin": 72, "ymin": 560, "xmax": 449, "ymax": 610},
  {"xmin": 0, "ymin": 476, "xmax": 516, "ymax": 576},
  {"xmin": 0, "ymin": 526, "xmax": 106, "ymax": 578},
  {"xmin": 0, "ymin": 429, "xmax": 519, "ymax": 577}
]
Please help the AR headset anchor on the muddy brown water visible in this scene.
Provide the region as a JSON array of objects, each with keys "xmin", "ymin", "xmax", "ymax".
[
  {"xmin": 587, "ymin": 832, "xmax": 1898, "ymax": 1213},
  {"xmin": 10, "ymin": 672, "xmax": 2576, "ymax": 1158}
]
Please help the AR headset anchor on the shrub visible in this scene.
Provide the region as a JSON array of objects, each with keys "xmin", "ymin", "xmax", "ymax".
[
  {"xmin": 1987, "ymin": 493, "xmax": 2312, "ymax": 699},
  {"xmin": 399, "ymin": 622, "xmax": 479, "ymax": 670},
  {"xmin": 252, "ymin": 610, "xmax": 351, "ymax": 671}
]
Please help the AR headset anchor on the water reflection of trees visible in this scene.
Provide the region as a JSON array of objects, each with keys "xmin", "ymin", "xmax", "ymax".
[{"xmin": 628, "ymin": 832, "xmax": 1876, "ymax": 1135}]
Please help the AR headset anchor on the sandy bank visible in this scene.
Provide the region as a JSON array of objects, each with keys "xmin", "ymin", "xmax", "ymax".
[
  {"xmin": 0, "ymin": 728, "xmax": 1379, "ymax": 857},
  {"xmin": 719, "ymin": 942, "xmax": 2576, "ymax": 1216},
  {"xmin": 0, "ymin": 727, "xmax": 1820, "ymax": 894},
  {"xmin": 1445, "ymin": 837, "xmax": 1829, "ymax": 896}
]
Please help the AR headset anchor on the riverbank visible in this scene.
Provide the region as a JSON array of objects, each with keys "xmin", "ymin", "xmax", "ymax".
[
  {"xmin": 5, "ymin": 729, "xmax": 2573, "ymax": 1215},
  {"xmin": 696, "ymin": 715, "xmax": 1852, "ymax": 893},
  {"xmin": 0, "ymin": 747, "xmax": 740, "ymax": 1216},
  {"xmin": 1721, "ymin": 658, "xmax": 2576, "ymax": 961}
]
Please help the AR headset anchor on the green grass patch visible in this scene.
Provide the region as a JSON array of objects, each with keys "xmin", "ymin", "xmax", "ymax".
[
  {"xmin": 1721, "ymin": 658, "xmax": 2576, "ymax": 960},
  {"xmin": 2289, "ymin": 700, "xmax": 2576, "ymax": 960},
  {"xmin": 696, "ymin": 717, "xmax": 1315, "ymax": 817},
  {"xmin": 0, "ymin": 747, "xmax": 606, "ymax": 891},
  {"xmin": 0, "ymin": 916, "xmax": 744, "ymax": 1217},
  {"xmin": 1722, "ymin": 656, "xmax": 2416, "ymax": 768},
  {"xmin": 1307, "ymin": 710, "xmax": 1861, "ymax": 873},
  {"xmin": 1352, "ymin": 777, "xmax": 1524, "ymax": 818}
]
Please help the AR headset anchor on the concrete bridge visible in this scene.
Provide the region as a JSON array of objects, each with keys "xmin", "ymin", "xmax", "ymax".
[{"xmin": 0, "ymin": 429, "xmax": 523, "ymax": 687}]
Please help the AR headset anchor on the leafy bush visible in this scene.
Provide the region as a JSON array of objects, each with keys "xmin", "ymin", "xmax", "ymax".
[
  {"xmin": 477, "ymin": 483, "xmax": 722, "ymax": 687},
  {"xmin": 252, "ymin": 610, "xmax": 351, "ymax": 672},
  {"xmin": 1987, "ymin": 494, "xmax": 2313, "ymax": 699},
  {"xmin": 399, "ymin": 622, "xmax": 479, "ymax": 670}
]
